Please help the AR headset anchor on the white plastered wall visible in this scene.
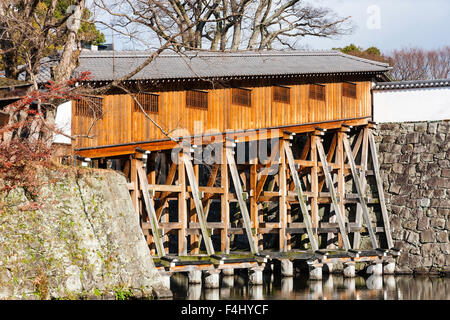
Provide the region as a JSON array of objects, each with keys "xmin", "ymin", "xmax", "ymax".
[
  {"xmin": 53, "ymin": 101, "xmax": 72, "ymax": 145},
  {"xmin": 373, "ymin": 87, "xmax": 450, "ymax": 123}
]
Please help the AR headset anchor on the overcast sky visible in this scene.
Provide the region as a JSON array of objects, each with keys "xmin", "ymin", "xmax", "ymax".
[{"xmin": 306, "ymin": 0, "xmax": 450, "ymax": 53}]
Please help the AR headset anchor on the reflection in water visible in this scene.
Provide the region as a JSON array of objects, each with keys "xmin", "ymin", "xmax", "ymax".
[
  {"xmin": 308, "ymin": 280, "xmax": 323, "ymax": 300},
  {"xmin": 187, "ymin": 284, "xmax": 202, "ymax": 300},
  {"xmin": 204, "ymin": 289, "xmax": 220, "ymax": 300},
  {"xmin": 281, "ymin": 277, "xmax": 293, "ymax": 296},
  {"xmin": 170, "ymin": 271, "xmax": 450, "ymax": 300},
  {"xmin": 343, "ymin": 278, "xmax": 355, "ymax": 292},
  {"xmin": 323, "ymin": 275, "xmax": 334, "ymax": 293},
  {"xmin": 249, "ymin": 285, "xmax": 264, "ymax": 300},
  {"xmin": 222, "ymin": 275, "xmax": 234, "ymax": 288},
  {"xmin": 366, "ymin": 275, "xmax": 383, "ymax": 290},
  {"xmin": 384, "ymin": 276, "xmax": 396, "ymax": 290}
]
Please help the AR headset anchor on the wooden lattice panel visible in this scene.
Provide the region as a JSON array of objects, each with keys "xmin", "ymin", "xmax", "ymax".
[
  {"xmin": 74, "ymin": 96, "xmax": 103, "ymax": 118},
  {"xmin": 133, "ymin": 93, "xmax": 159, "ymax": 113},
  {"xmin": 232, "ymin": 87, "xmax": 252, "ymax": 107},
  {"xmin": 186, "ymin": 90, "xmax": 208, "ymax": 109},
  {"xmin": 273, "ymin": 86, "xmax": 290, "ymax": 103},
  {"xmin": 343, "ymin": 82, "xmax": 357, "ymax": 99},
  {"xmin": 309, "ymin": 84, "xmax": 326, "ymax": 101}
]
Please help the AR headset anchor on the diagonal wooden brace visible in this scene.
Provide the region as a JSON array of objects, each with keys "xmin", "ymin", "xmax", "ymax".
[
  {"xmin": 368, "ymin": 129, "xmax": 394, "ymax": 249},
  {"xmin": 136, "ymin": 162, "xmax": 166, "ymax": 257},
  {"xmin": 284, "ymin": 141, "xmax": 319, "ymax": 251},
  {"xmin": 225, "ymin": 142, "xmax": 259, "ymax": 254},
  {"xmin": 182, "ymin": 152, "xmax": 215, "ymax": 256},
  {"xmin": 343, "ymin": 134, "xmax": 379, "ymax": 249},
  {"xmin": 315, "ymin": 138, "xmax": 351, "ymax": 250}
]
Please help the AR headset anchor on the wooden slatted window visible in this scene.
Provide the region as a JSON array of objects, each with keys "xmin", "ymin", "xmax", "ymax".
[
  {"xmin": 133, "ymin": 93, "xmax": 159, "ymax": 113},
  {"xmin": 186, "ymin": 89, "xmax": 208, "ymax": 109},
  {"xmin": 343, "ymin": 82, "xmax": 357, "ymax": 99},
  {"xmin": 232, "ymin": 87, "xmax": 252, "ymax": 107},
  {"xmin": 273, "ymin": 85, "xmax": 290, "ymax": 103},
  {"xmin": 309, "ymin": 84, "xmax": 326, "ymax": 101},
  {"xmin": 74, "ymin": 96, "xmax": 103, "ymax": 118}
]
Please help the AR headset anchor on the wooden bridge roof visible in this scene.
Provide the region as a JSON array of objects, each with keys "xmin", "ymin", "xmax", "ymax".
[{"xmin": 70, "ymin": 50, "xmax": 390, "ymax": 83}]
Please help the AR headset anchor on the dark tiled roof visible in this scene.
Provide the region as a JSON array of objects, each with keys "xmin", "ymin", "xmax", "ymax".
[
  {"xmin": 70, "ymin": 50, "xmax": 390, "ymax": 82},
  {"xmin": 374, "ymin": 79, "xmax": 450, "ymax": 90},
  {"xmin": 0, "ymin": 77, "xmax": 31, "ymax": 88}
]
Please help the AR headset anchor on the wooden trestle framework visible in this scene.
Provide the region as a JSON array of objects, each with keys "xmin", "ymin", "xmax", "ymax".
[{"xmin": 114, "ymin": 122, "xmax": 394, "ymax": 260}]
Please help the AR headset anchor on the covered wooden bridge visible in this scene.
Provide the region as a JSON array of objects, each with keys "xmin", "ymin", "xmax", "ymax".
[{"xmin": 68, "ymin": 50, "xmax": 400, "ymax": 284}]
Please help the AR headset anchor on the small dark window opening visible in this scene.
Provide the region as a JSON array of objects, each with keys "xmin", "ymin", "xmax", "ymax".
[
  {"xmin": 186, "ymin": 90, "xmax": 208, "ymax": 109},
  {"xmin": 309, "ymin": 84, "xmax": 326, "ymax": 101},
  {"xmin": 343, "ymin": 82, "xmax": 357, "ymax": 99},
  {"xmin": 232, "ymin": 87, "xmax": 252, "ymax": 107},
  {"xmin": 273, "ymin": 85, "xmax": 290, "ymax": 103},
  {"xmin": 133, "ymin": 93, "xmax": 159, "ymax": 113},
  {"xmin": 74, "ymin": 96, "xmax": 103, "ymax": 118}
]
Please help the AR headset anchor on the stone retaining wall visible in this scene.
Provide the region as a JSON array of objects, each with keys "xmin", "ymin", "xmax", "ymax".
[
  {"xmin": 376, "ymin": 120, "xmax": 450, "ymax": 274},
  {"xmin": 0, "ymin": 166, "xmax": 170, "ymax": 299}
]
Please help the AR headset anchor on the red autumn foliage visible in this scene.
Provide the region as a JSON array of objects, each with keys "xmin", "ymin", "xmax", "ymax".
[{"xmin": 0, "ymin": 72, "xmax": 92, "ymax": 204}]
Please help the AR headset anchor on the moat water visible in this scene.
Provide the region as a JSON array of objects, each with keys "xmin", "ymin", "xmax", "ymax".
[{"xmin": 170, "ymin": 272, "xmax": 450, "ymax": 300}]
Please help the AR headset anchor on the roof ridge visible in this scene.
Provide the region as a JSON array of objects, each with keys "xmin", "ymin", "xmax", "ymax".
[
  {"xmin": 374, "ymin": 79, "xmax": 450, "ymax": 90},
  {"xmin": 79, "ymin": 49, "xmax": 342, "ymax": 59},
  {"xmin": 336, "ymin": 51, "xmax": 391, "ymax": 68}
]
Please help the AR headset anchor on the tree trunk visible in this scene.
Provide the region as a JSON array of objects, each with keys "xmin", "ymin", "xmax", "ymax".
[
  {"xmin": 52, "ymin": 0, "xmax": 86, "ymax": 83},
  {"xmin": 231, "ymin": 20, "xmax": 242, "ymax": 51}
]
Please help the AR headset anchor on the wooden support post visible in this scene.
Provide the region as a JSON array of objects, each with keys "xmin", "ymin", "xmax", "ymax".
[
  {"xmin": 130, "ymin": 157, "xmax": 140, "ymax": 226},
  {"xmin": 250, "ymin": 151, "xmax": 260, "ymax": 251},
  {"xmin": 337, "ymin": 131, "xmax": 345, "ymax": 248},
  {"xmin": 315, "ymin": 131, "xmax": 351, "ymax": 251},
  {"xmin": 342, "ymin": 132, "xmax": 378, "ymax": 249},
  {"xmin": 203, "ymin": 164, "xmax": 219, "ymax": 219},
  {"xmin": 279, "ymin": 138, "xmax": 288, "ymax": 252},
  {"xmin": 147, "ymin": 153, "xmax": 157, "ymax": 256},
  {"xmin": 255, "ymin": 140, "xmax": 280, "ymax": 201},
  {"xmin": 284, "ymin": 139, "xmax": 319, "ymax": 251},
  {"xmin": 353, "ymin": 128, "xmax": 369, "ymax": 248},
  {"xmin": 155, "ymin": 162, "xmax": 177, "ymax": 219},
  {"xmin": 318, "ymin": 134, "xmax": 337, "ymax": 192},
  {"xmin": 147, "ymin": 152, "xmax": 157, "ymax": 185},
  {"xmin": 310, "ymin": 134, "xmax": 320, "ymax": 235},
  {"xmin": 182, "ymin": 152, "xmax": 215, "ymax": 256},
  {"xmin": 190, "ymin": 163, "xmax": 200, "ymax": 254},
  {"xmin": 221, "ymin": 145, "xmax": 230, "ymax": 253},
  {"xmin": 178, "ymin": 150, "xmax": 188, "ymax": 255},
  {"xmin": 325, "ymin": 133, "xmax": 338, "ymax": 249},
  {"xmin": 225, "ymin": 140, "xmax": 259, "ymax": 254},
  {"xmin": 368, "ymin": 129, "xmax": 394, "ymax": 249},
  {"xmin": 136, "ymin": 161, "xmax": 165, "ymax": 257}
]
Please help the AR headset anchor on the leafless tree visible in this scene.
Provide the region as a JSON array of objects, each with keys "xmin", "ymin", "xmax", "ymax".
[
  {"xmin": 388, "ymin": 46, "xmax": 450, "ymax": 81},
  {"xmin": 0, "ymin": 0, "xmax": 88, "ymax": 147},
  {"xmin": 93, "ymin": 0, "xmax": 353, "ymax": 51},
  {"xmin": 0, "ymin": 0, "xmax": 89, "ymax": 84}
]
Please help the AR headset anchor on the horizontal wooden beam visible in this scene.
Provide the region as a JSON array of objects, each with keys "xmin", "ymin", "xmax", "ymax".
[
  {"xmin": 187, "ymin": 186, "xmax": 225, "ymax": 194},
  {"xmin": 75, "ymin": 118, "xmax": 370, "ymax": 158},
  {"xmin": 148, "ymin": 184, "xmax": 182, "ymax": 192}
]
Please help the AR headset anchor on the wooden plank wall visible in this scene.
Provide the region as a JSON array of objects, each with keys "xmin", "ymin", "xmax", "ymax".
[{"xmin": 72, "ymin": 80, "xmax": 372, "ymax": 149}]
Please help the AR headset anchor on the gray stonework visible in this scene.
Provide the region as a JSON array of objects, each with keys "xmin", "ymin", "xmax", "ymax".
[
  {"xmin": 376, "ymin": 120, "xmax": 449, "ymax": 274},
  {"xmin": 0, "ymin": 166, "xmax": 170, "ymax": 299}
]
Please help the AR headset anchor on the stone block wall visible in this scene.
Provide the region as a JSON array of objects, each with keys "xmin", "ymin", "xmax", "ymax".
[{"xmin": 376, "ymin": 120, "xmax": 450, "ymax": 274}]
